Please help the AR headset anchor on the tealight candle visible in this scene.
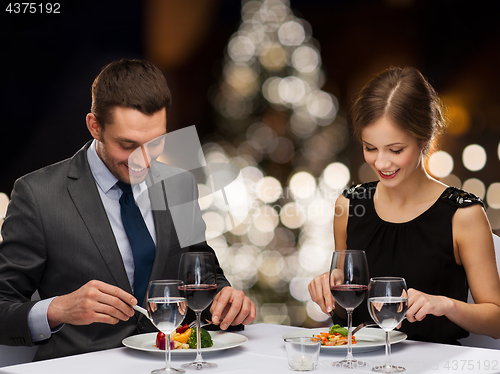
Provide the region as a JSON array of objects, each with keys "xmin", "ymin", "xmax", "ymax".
[
  {"xmin": 284, "ymin": 337, "xmax": 321, "ymax": 371},
  {"xmin": 291, "ymin": 355, "xmax": 314, "ymax": 371}
]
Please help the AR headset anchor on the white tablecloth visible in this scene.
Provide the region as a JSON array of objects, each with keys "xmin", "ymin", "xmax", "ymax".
[{"xmin": 1, "ymin": 324, "xmax": 499, "ymax": 373}]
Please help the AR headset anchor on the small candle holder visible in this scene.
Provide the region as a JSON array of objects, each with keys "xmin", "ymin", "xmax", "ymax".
[{"xmin": 284, "ymin": 337, "xmax": 321, "ymax": 371}]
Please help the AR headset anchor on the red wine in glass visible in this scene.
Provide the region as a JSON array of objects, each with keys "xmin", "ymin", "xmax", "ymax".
[
  {"xmin": 178, "ymin": 252, "xmax": 218, "ymax": 370},
  {"xmin": 331, "ymin": 284, "xmax": 368, "ymax": 309},
  {"xmin": 329, "ymin": 250, "xmax": 369, "ymax": 368},
  {"xmin": 179, "ymin": 284, "xmax": 218, "ymax": 312}
]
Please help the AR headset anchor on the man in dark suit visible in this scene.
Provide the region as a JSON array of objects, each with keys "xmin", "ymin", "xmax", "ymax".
[{"xmin": 0, "ymin": 59, "xmax": 256, "ymax": 360}]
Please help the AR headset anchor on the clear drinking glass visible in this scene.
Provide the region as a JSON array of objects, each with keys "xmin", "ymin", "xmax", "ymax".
[
  {"xmin": 330, "ymin": 250, "xmax": 369, "ymax": 369},
  {"xmin": 284, "ymin": 337, "xmax": 322, "ymax": 371},
  {"xmin": 367, "ymin": 277, "xmax": 408, "ymax": 373},
  {"xmin": 178, "ymin": 252, "xmax": 218, "ymax": 370},
  {"xmin": 147, "ymin": 280, "xmax": 187, "ymax": 373}
]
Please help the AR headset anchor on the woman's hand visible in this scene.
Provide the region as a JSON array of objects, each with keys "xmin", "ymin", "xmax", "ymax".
[
  {"xmin": 406, "ymin": 288, "xmax": 454, "ymax": 322},
  {"xmin": 308, "ymin": 272, "xmax": 334, "ymax": 314}
]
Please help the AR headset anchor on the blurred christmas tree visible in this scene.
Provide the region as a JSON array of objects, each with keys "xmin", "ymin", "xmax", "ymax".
[{"xmin": 202, "ymin": 0, "xmax": 351, "ymax": 327}]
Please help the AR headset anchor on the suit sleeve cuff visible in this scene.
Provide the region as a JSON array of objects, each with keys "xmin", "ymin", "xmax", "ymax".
[{"xmin": 28, "ymin": 297, "xmax": 64, "ymax": 342}]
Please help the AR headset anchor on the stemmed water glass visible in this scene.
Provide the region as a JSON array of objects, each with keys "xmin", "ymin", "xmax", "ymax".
[
  {"xmin": 147, "ymin": 280, "xmax": 188, "ymax": 373},
  {"xmin": 367, "ymin": 277, "xmax": 408, "ymax": 373},
  {"xmin": 330, "ymin": 250, "xmax": 369, "ymax": 368},
  {"xmin": 178, "ymin": 252, "xmax": 218, "ymax": 370}
]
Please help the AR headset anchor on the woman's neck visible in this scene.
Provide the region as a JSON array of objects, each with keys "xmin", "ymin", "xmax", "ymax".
[{"xmin": 375, "ymin": 167, "xmax": 441, "ymax": 205}]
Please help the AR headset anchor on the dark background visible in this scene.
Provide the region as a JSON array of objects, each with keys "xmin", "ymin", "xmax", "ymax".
[{"xmin": 1, "ymin": 0, "xmax": 500, "ymax": 195}]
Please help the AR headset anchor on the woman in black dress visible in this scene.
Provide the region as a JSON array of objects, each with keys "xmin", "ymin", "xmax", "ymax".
[{"xmin": 308, "ymin": 67, "xmax": 500, "ymax": 344}]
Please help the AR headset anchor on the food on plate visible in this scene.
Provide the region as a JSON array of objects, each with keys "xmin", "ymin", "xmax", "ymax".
[
  {"xmin": 187, "ymin": 327, "xmax": 214, "ymax": 349},
  {"xmin": 155, "ymin": 324, "xmax": 213, "ymax": 350},
  {"xmin": 313, "ymin": 324, "xmax": 356, "ymax": 346}
]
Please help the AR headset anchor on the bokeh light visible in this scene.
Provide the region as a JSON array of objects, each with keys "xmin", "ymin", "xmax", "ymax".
[
  {"xmin": 306, "ymin": 198, "xmax": 334, "ymax": 225},
  {"xmin": 306, "ymin": 300, "xmax": 329, "ymax": 322},
  {"xmin": 202, "ymin": 211, "xmax": 225, "ymax": 237},
  {"xmin": 427, "ymin": 151, "xmax": 454, "ymax": 178},
  {"xmin": 259, "ymin": 43, "xmax": 287, "ymax": 71},
  {"xmin": 256, "ymin": 176, "xmax": 283, "ymax": 203},
  {"xmin": 248, "ymin": 225, "xmax": 275, "ymax": 246},
  {"xmin": 486, "ymin": 183, "xmax": 500, "ymax": 209},
  {"xmin": 306, "ymin": 91, "xmax": 338, "ymax": 120},
  {"xmin": 278, "ymin": 76, "xmax": 307, "ymax": 104},
  {"xmin": 224, "ymin": 63, "xmax": 259, "ymax": 97},
  {"xmin": 280, "ymin": 202, "xmax": 306, "ymax": 229},
  {"xmin": 253, "ymin": 206, "xmax": 280, "ymax": 233},
  {"xmin": 462, "ymin": 144, "xmax": 487, "ymax": 172},
  {"xmin": 289, "ymin": 277, "xmax": 313, "ymax": 302},
  {"xmin": 323, "ymin": 162, "xmax": 350, "ymax": 189},
  {"xmin": 228, "ymin": 35, "xmax": 256, "ymax": 62},
  {"xmin": 278, "ymin": 20, "xmax": 305, "ymax": 46},
  {"xmin": 292, "ymin": 45, "xmax": 320, "ymax": 73},
  {"xmin": 298, "ymin": 242, "xmax": 330, "ymax": 273},
  {"xmin": 262, "ymin": 77, "xmax": 284, "ymax": 104},
  {"xmin": 289, "ymin": 171, "xmax": 316, "ymax": 200},
  {"xmin": 462, "ymin": 178, "xmax": 485, "ymax": 200}
]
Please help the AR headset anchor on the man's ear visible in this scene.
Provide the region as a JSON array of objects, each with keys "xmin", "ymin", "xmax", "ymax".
[{"xmin": 86, "ymin": 113, "xmax": 102, "ymax": 141}]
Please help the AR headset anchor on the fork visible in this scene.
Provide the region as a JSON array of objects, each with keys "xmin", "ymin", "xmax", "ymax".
[
  {"xmin": 188, "ymin": 319, "xmax": 212, "ymax": 329},
  {"xmin": 351, "ymin": 316, "xmax": 407, "ymax": 335},
  {"xmin": 351, "ymin": 321, "xmax": 377, "ymax": 335}
]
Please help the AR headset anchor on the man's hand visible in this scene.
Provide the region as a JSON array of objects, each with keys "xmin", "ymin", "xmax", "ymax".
[
  {"xmin": 209, "ymin": 286, "xmax": 256, "ymax": 330},
  {"xmin": 47, "ymin": 280, "xmax": 137, "ymax": 328}
]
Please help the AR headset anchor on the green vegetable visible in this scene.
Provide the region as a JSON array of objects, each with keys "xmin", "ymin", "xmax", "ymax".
[
  {"xmin": 187, "ymin": 327, "xmax": 213, "ymax": 349},
  {"xmin": 329, "ymin": 324, "xmax": 348, "ymax": 336}
]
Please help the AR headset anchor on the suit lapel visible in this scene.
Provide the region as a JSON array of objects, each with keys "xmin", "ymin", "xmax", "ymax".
[{"xmin": 66, "ymin": 143, "xmax": 132, "ymax": 294}]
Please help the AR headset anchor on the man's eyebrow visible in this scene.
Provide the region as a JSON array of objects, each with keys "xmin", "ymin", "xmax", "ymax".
[{"xmin": 115, "ymin": 137, "xmax": 138, "ymax": 144}]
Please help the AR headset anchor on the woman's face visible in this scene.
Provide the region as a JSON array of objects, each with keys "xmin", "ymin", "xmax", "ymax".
[{"xmin": 361, "ymin": 117, "xmax": 425, "ymax": 188}]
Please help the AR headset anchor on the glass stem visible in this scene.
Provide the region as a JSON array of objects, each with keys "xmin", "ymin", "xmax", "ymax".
[
  {"xmin": 165, "ymin": 333, "xmax": 172, "ymax": 370},
  {"xmin": 346, "ymin": 309, "xmax": 354, "ymax": 361},
  {"xmin": 194, "ymin": 311, "xmax": 203, "ymax": 364},
  {"xmin": 385, "ymin": 331, "xmax": 392, "ymax": 369}
]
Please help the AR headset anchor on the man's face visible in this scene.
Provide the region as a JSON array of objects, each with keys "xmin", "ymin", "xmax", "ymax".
[{"xmin": 89, "ymin": 106, "xmax": 167, "ymax": 184}]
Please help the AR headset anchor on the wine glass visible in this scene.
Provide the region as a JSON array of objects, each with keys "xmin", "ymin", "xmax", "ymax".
[
  {"xmin": 178, "ymin": 252, "xmax": 218, "ymax": 370},
  {"xmin": 367, "ymin": 277, "xmax": 408, "ymax": 373},
  {"xmin": 330, "ymin": 250, "xmax": 369, "ymax": 368},
  {"xmin": 147, "ymin": 280, "xmax": 188, "ymax": 373}
]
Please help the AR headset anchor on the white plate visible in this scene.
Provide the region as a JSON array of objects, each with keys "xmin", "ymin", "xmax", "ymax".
[
  {"xmin": 282, "ymin": 328, "xmax": 407, "ymax": 354},
  {"xmin": 122, "ymin": 331, "xmax": 248, "ymax": 355}
]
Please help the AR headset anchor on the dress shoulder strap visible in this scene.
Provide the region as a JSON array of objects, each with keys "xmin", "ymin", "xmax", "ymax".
[
  {"xmin": 439, "ymin": 186, "xmax": 484, "ymax": 208},
  {"xmin": 342, "ymin": 181, "xmax": 378, "ymax": 200}
]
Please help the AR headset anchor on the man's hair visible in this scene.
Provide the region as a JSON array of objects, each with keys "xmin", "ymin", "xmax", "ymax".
[
  {"xmin": 91, "ymin": 59, "xmax": 172, "ymax": 128},
  {"xmin": 350, "ymin": 66, "xmax": 447, "ymax": 154}
]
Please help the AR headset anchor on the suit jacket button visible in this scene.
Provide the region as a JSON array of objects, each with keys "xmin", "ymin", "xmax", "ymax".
[{"xmin": 138, "ymin": 321, "xmax": 144, "ymax": 330}]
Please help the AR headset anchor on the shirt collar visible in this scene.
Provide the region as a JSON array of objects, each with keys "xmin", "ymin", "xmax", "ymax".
[{"xmin": 87, "ymin": 140, "xmax": 118, "ymax": 194}]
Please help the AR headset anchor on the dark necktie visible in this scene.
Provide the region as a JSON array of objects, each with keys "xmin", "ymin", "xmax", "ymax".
[{"xmin": 116, "ymin": 181, "xmax": 156, "ymax": 305}]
